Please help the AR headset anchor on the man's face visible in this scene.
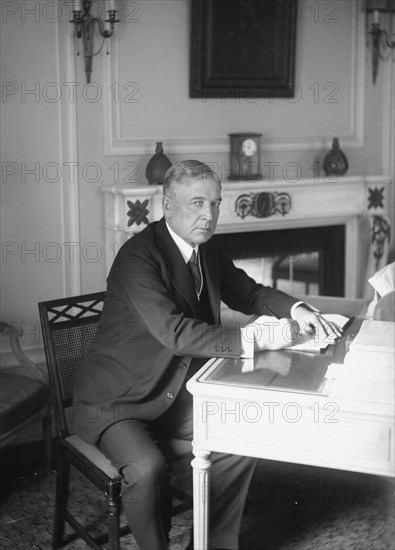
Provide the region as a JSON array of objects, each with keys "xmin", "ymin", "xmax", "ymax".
[{"xmin": 163, "ymin": 176, "xmax": 222, "ymax": 247}]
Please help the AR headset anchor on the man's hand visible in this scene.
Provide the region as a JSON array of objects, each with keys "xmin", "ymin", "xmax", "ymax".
[
  {"xmin": 292, "ymin": 304, "xmax": 343, "ymax": 340},
  {"xmin": 251, "ymin": 316, "xmax": 300, "ymax": 351}
]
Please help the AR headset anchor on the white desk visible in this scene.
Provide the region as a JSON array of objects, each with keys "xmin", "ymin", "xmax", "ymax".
[{"xmin": 186, "ymin": 297, "xmax": 394, "ymax": 550}]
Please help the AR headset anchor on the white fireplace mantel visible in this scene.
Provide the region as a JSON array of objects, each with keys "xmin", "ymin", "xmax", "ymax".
[{"xmin": 102, "ymin": 175, "xmax": 391, "ymax": 298}]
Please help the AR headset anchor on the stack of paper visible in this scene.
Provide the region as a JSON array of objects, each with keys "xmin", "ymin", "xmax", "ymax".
[
  {"xmin": 349, "ymin": 319, "xmax": 395, "ymax": 353},
  {"xmin": 368, "ymin": 261, "xmax": 394, "ymax": 298},
  {"xmin": 367, "ymin": 261, "xmax": 394, "ymax": 318},
  {"xmin": 326, "ymin": 356, "xmax": 395, "ymax": 402},
  {"xmin": 289, "ymin": 313, "xmax": 350, "ymax": 353}
]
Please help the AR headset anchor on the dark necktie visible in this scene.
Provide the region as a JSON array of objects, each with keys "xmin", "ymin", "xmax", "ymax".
[{"xmin": 189, "ymin": 249, "xmax": 202, "ymax": 296}]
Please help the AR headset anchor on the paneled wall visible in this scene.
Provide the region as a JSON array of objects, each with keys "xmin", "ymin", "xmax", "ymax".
[{"xmin": 1, "ymin": 0, "xmax": 394, "ymax": 364}]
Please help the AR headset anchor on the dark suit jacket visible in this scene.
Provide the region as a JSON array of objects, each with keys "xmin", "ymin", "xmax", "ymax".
[{"xmin": 73, "ymin": 218, "xmax": 297, "ymax": 445}]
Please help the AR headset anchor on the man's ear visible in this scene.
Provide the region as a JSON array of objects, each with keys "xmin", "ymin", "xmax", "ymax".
[{"xmin": 162, "ymin": 195, "xmax": 172, "ymax": 218}]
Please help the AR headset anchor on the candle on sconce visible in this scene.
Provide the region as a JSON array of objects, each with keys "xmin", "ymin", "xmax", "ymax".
[
  {"xmin": 70, "ymin": 0, "xmax": 120, "ymax": 83},
  {"xmin": 373, "ymin": 10, "xmax": 380, "ymax": 24}
]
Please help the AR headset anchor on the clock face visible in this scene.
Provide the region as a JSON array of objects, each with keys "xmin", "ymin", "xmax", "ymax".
[{"xmin": 241, "ymin": 138, "xmax": 257, "ymax": 157}]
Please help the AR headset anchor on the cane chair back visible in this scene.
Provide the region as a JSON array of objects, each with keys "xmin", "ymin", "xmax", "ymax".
[
  {"xmin": 39, "ymin": 293, "xmax": 103, "ymax": 438},
  {"xmin": 39, "ymin": 291, "xmax": 192, "ymax": 550}
]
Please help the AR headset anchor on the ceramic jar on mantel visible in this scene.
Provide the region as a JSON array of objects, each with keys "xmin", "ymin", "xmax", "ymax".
[
  {"xmin": 145, "ymin": 142, "xmax": 172, "ymax": 185},
  {"xmin": 323, "ymin": 137, "xmax": 348, "ymax": 177}
]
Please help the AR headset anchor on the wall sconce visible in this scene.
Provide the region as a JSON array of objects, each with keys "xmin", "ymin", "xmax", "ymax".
[
  {"xmin": 70, "ymin": 0, "xmax": 119, "ymax": 83},
  {"xmin": 366, "ymin": 0, "xmax": 395, "ymax": 84}
]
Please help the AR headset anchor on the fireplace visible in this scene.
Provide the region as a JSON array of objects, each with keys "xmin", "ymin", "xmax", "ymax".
[
  {"xmin": 211, "ymin": 225, "xmax": 345, "ymax": 296},
  {"xmin": 102, "ymin": 175, "xmax": 390, "ymax": 299}
]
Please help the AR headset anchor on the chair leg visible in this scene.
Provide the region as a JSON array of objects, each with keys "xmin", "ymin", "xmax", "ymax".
[
  {"xmin": 53, "ymin": 450, "xmax": 70, "ymax": 549},
  {"xmin": 106, "ymin": 483, "xmax": 122, "ymax": 550}
]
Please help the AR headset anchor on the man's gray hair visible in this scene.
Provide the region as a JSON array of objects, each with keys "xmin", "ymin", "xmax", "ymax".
[{"xmin": 163, "ymin": 160, "xmax": 221, "ymax": 197}]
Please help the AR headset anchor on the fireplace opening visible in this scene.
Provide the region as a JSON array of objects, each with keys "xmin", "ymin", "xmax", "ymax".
[{"xmin": 210, "ymin": 225, "xmax": 345, "ymax": 297}]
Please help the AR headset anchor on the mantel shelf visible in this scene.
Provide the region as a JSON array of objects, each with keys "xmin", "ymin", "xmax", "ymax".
[{"xmin": 102, "ymin": 175, "xmax": 391, "ymax": 298}]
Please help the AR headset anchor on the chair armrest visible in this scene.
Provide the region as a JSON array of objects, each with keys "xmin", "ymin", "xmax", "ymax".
[{"xmin": 0, "ymin": 322, "xmax": 47, "ymax": 382}]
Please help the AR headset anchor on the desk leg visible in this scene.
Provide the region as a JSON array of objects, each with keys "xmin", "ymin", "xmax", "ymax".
[{"xmin": 192, "ymin": 447, "xmax": 211, "ymax": 550}]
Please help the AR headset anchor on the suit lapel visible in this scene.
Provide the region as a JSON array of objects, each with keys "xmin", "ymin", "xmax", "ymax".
[
  {"xmin": 154, "ymin": 219, "xmax": 199, "ymax": 315},
  {"xmin": 154, "ymin": 219, "xmax": 221, "ymax": 322}
]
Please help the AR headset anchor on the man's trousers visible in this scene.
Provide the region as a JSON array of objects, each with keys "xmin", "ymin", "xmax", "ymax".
[{"xmin": 99, "ymin": 381, "xmax": 257, "ymax": 550}]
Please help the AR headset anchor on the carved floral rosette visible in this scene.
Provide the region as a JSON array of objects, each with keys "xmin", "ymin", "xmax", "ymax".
[{"xmin": 126, "ymin": 199, "xmax": 150, "ymax": 227}]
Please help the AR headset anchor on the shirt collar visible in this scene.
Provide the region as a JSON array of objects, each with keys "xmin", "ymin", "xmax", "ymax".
[{"xmin": 166, "ymin": 222, "xmax": 198, "ymax": 264}]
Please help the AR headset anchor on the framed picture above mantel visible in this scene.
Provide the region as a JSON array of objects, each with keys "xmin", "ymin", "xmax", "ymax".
[{"xmin": 189, "ymin": 0, "xmax": 298, "ymax": 99}]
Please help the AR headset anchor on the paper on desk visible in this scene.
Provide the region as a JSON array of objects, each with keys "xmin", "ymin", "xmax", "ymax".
[
  {"xmin": 349, "ymin": 319, "xmax": 395, "ymax": 353},
  {"xmin": 325, "ymin": 363, "xmax": 344, "ymax": 379},
  {"xmin": 327, "ymin": 349, "xmax": 395, "ymax": 402},
  {"xmin": 368, "ymin": 261, "xmax": 394, "ymax": 297},
  {"xmin": 288, "ymin": 313, "xmax": 350, "ymax": 353}
]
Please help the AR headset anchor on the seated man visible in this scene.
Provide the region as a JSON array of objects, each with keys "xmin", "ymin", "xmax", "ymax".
[{"xmin": 73, "ymin": 160, "xmax": 341, "ymax": 550}]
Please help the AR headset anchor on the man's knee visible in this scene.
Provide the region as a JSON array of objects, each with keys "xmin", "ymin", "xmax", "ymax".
[
  {"xmin": 121, "ymin": 459, "xmax": 168, "ymax": 504},
  {"xmin": 121, "ymin": 454, "xmax": 168, "ymax": 485}
]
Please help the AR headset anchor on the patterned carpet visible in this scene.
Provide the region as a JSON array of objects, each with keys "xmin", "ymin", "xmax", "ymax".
[{"xmin": 0, "ymin": 441, "xmax": 394, "ymax": 550}]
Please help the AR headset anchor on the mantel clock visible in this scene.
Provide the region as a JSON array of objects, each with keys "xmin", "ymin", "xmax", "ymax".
[{"xmin": 229, "ymin": 133, "xmax": 262, "ymax": 180}]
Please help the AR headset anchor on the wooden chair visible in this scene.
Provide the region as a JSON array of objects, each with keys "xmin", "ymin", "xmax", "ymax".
[
  {"xmin": 38, "ymin": 291, "xmax": 192, "ymax": 550},
  {"xmin": 0, "ymin": 322, "xmax": 51, "ymax": 472}
]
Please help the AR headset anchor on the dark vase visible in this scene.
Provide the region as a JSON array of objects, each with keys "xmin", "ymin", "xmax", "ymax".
[
  {"xmin": 323, "ymin": 137, "xmax": 348, "ymax": 177},
  {"xmin": 145, "ymin": 142, "xmax": 172, "ymax": 185}
]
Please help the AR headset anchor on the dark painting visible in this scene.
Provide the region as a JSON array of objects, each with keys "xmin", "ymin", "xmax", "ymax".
[{"xmin": 190, "ymin": 0, "xmax": 298, "ymax": 99}]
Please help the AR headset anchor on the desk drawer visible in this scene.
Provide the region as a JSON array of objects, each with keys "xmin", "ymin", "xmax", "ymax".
[{"xmin": 197, "ymin": 401, "xmax": 394, "ymax": 476}]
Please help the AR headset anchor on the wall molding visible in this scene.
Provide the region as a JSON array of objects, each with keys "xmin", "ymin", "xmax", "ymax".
[
  {"xmin": 380, "ymin": 24, "xmax": 395, "ymax": 257},
  {"xmin": 103, "ymin": 0, "xmax": 365, "ymax": 156},
  {"xmin": 57, "ymin": 0, "xmax": 82, "ymax": 297},
  {"xmin": 381, "ymin": 36, "xmax": 395, "ymax": 176}
]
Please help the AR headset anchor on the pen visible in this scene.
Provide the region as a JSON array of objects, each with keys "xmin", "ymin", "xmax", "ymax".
[{"xmin": 264, "ymin": 305, "xmax": 280, "ymax": 319}]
